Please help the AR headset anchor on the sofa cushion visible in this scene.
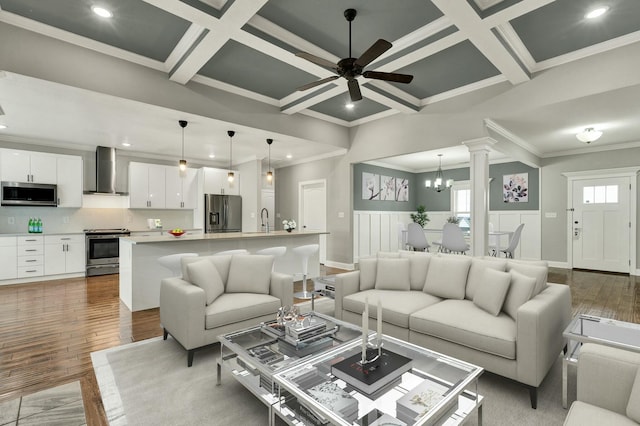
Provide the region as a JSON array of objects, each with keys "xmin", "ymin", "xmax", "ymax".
[
  {"xmin": 423, "ymin": 255, "xmax": 472, "ymax": 299},
  {"xmin": 181, "ymin": 255, "xmax": 232, "ymax": 283},
  {"xmin": 473, "ymin": 268, "xmax": 511, "ymax": 316},
  {"xmin": 400, "ymin": 251, "xmax": 433, "ymax": 291},
  {"xmin": 503, "ymin": 270, "xmax": 537, "ymax": 319},
  {"xmin": 506, "ymin": 260, "xmax": 548, "ymax": 296},
  {"xmin": 465, "ymin": 258, "xmax": 508, "ymax": 300},
  {"xmin": 565, "ymin": 401, "xmax": 639, "ymax": 426},
  {"xmin": 359, "ymin": 257, "xmax": 378, "ymax": 291},
  {"xmin": 627, "ymin": 368, "xmax": 640, "ymax": 422},
  {"xmin": 205, "ymin": 293, "xmax": 281, "ymax": 329},
  {"xmin": 377, "ymin": 251, "xmax": 401, "ymax": 258},
  {"xmin": 375, "ymin": 258, "xmax": 410, "ymax": 291},
  {"xmin": 343, "ymin": 289, "xmax": 441, "ymax": 328},
  {"xmin": 410, "ymin": 299, "xmax": 516, "ymax": 359},
  {"xmin": 186, "ymin": 259, "xmax": 225, "ymax": 305},
  {"xmin": 226, "ymin": 255, "xmax": 273, "ymax": 294}
]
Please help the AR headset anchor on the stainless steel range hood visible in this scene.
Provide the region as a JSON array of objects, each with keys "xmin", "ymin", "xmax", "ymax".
[{"xmin": 84, "ymin": 146, "xmax": 128, "ymax": 195}]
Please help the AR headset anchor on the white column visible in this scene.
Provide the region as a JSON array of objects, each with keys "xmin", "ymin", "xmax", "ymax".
[{"xmin": 463, "ymin": 138, "xmax": 496, "ymax": 256}]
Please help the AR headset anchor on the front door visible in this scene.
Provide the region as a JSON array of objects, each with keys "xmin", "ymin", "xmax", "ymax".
[{"xmin": 571, "ymin": 177, "xmax": 630, "ymax": 273}]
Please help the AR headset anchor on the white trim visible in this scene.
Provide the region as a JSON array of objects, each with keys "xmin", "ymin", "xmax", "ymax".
[
  {"xmin": 323, "ymin": 260, "xmax": 354, "ymax": 271},
  {"xmin": 547, "ymin": 261, "xmax": 570, "ymax": 269},
  {"xmin": 280, "ymin": 85, "xmax": 345, "ymax": 115},
  {"xmin": 296, "ymin": 109, "xmax": 351, "ymax": 127},
  {"xmin": 542, "ymin": 140, "xmax": 640, "ymax": 159},
  {"xmin": 348, "ymin": 110, "xmax": 401, "ymax": 128},
  {"xmin": 190, "ymin": 74, "xmax": 280, "ymax": 107},
  {"xmin": 493, "ymin": 23, "xmax": 536, "ymax": 73},
  {"xmin": 565, "ymin": 168, "xmax": 639, "ymax": 274},
  {"xmin": 483, "ymin": 0, "xmax": 555, "ymax": 28},
  {"xmin": 484, "ymin": 118, "xmax": 543, "ymax": 157},
  {"xmin": 282, "ymin": 149, "xmax": 347, "ymax": 168},
  {"xmin": 635, "ymin": 269, "xmax": 640, "ymax": 277},
  {"xmin": 164, "ymin": 23, "xmax": 207, "ymax": 72},
  {"xmin": 367, "ymin": 80, "xmax": 422, "ymax": 107},
  {"xmin": 0, "ymin": 272, "xmax": 85, "ymax": 286},
  {"xmin": 422, "ymin": 75, "xmax": 508, "ymax": 106}
]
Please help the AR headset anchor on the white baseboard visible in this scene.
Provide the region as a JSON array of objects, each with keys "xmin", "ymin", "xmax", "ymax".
[
  {"xmin": 0, "ymin": 272, "xmax": 86, "ymax": 286},
  {"xmin": 634, "ymin": 269, "xmax": 640, "ymax": 277},
  {"xmin": 547, "ymin": 261, "xmax": 569, "ymax": 269},
  {"xmin": 323, "ymin": 260, "xmax": 355, "ymax": 271}
]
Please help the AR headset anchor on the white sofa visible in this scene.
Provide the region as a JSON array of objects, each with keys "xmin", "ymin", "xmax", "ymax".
[
  {"xmin": 160, "ymin": 254, "xmax": 293, "ymax": 366},
  {"xmin": 335, "ymin": 251, "xmax": 572, "ymax": 408},
  {"xmin": 564, "ymin": 343, "xmax": 640, "ymax": 426}
]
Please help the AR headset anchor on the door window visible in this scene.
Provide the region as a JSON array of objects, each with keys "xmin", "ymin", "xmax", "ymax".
[{"xmin": 583, "ymin": 185, "xmax": 618, "ymax": 204}]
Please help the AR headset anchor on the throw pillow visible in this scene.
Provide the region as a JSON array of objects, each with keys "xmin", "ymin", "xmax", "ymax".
[
  {"xmin": 627, "ymin": 368, "xmax": 640, "ymax": 422},
  {"xmin": 181, "ymin": 255, "xmax": 216, "ymax": 282},
  {"xmin": 226, "ymin": 255, "xmax": 273, "ymax": 294},
  {"xmin": 186, "ymin": 259, "xmax": 225, "ymax": 305},
  {"xmin": 506, "ymin": 262, "xmax": 548, "ymax": 296},
  {"xmin": 503, "ymin": 270, "xmax": 537, "ymax": 319},
  {"xmin": 374, "ymin": 258, "xmax": 410, "ymax": 291},
  {"xmin": 472, "ymin": 268, "xmax": 512, "ymax": 316},
  {"xmin": 423, "ymin": 255, "xmax": 472, "ymax": 299},
  {"xmin": 401, "ymin": 252, "xmax": 432, "ymax": 291},
  {"xmin": 359, "ymin": 257, "xmax": 377, "ymax": 291},
  {"xmin": 465, "ymin": 258, "xmax": 507, "ymax": 300}
]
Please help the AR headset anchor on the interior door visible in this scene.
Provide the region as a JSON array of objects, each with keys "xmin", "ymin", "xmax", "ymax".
[
  {"xmin": 572, "ymin": 177, "xmax": 630, "ymax": 273},
  {"xmin": 300, "ymin": 181, "xmax": 326, "ymax": 264}
]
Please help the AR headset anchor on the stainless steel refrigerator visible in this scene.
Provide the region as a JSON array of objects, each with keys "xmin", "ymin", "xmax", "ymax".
[{"xmin": 204, "ymin": 194, "xmax": 242, "ymax": 233}]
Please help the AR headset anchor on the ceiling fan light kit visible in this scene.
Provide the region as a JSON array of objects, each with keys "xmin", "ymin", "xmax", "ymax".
[
  {"xmin": 576, "ymin": 127, "xmax": 602, "ymax": 143},
  {"xmin": 227, "ymin": 130, "xmax": 235, "ymax": 182},
  {"xmin": 296, "ymin": 8, "xmax": 413, "ymax": 102}
]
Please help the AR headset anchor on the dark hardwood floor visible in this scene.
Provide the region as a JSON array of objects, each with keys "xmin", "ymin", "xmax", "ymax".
[{"xmin": 0, "ymin": 266, "xmax": 637, "ymax": 425}]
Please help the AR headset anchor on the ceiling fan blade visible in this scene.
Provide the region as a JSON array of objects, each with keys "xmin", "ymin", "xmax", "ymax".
[
  {"xmin": 354, "ymin": 39, "xmax": 392, "ymax": 68},
  {"xmin": 297, "ymin": 75, "xmax": 339, "ymax": 91},
  {"xmin": 296, "ymin": 52, "xmax": 339, "ymax": 70},
  {"xmin": 348, "ymin": 79, "xmax": 362, "ymax": 102},
  {"xmin": 363, "ymin": 70, "xmax": 414, "ymax": 84}
]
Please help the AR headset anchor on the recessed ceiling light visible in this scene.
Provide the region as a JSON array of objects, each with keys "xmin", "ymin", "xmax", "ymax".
[
  {"xmin": 92, "ymin": 5, "xmax": 113, "ymax": 18},
  {"xmin": 286, "ymin": 154, "xmax": 292, "ymax": 159},
  {"xmin": 345, "ymin": 103, "xmax": 354, "ymax": 109},
  {"xmin": 121, "ymin": 142, "xmax": 131, "ymax": 147},
  {"xmin": 0, "ymin": 124, "xmax": 7, "ymax": 130},
  {"xmin": 208, "ymin": 154, "xmax": 215, "ymax": 158},
  {"xmin": 585, "ymin": 6, "xmax": 609, "ymax": 19}
]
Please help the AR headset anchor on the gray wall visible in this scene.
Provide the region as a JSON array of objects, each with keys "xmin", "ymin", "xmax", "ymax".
[
  {"xmin": 489, "ymin": 162, "xmax": 539, "ymax": 211},
  {"xmin": 416, "ymin": 167, "xmax": 470, "ymax": 211},
  {"xmin": 540, "ymin": 146, "xmax": 640, "ymax": 265},
  {"xmin": 353, "ymin": 163, "xmax": 416, "ymax": 211}
]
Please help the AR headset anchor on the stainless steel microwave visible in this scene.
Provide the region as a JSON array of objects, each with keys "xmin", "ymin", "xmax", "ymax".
[{"xmin": 1, "ymin": 181, "xmax": 58, "ymax": 206}]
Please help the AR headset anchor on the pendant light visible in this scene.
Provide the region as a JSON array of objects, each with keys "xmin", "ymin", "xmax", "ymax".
[
  {"xmin": 425, "ymin": 154, "xmax": 453, "ymax": 192},
  {"xmin": 178, "ymin": 120, "xmax": 188, "ymax": 171},
  {"xmin": 227, "ymin": 130, "xmax": 235, "ymax": 182},
  {"xmin": 266, "ymin": 138, "xmax": 273, "ymax": 183}
]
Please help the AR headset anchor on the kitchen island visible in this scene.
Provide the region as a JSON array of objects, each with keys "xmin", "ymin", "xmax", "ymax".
[{"xmin": 119, "ymin": 230, "xmax": 326, "ymax": 311}]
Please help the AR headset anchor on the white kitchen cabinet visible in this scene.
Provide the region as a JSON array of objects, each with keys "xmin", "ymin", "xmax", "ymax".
[
  {"xmin": 203, "ymin": 167, "xmax": 240, "ymax": 195},
  {"xmin": 165, "ymin": 167, "xmax": 197, "ymax": 209},
  {"xmin": 56, "ymin": 156, "xmax": 83, "ymax": 207},
  {"xmin": 129, "ymin": 162, "xmax": 166, "ymax": 208},
  {"xmin": 17, "ymin": 235, "xmax": 44, "ymax": 278},
  {"xmin": 44, "ymin": 234, "xmax": 85, "ymax": 275},
  {"xmin": 0, "ymin": 237, "xmax": 17, "ymax": 280},
  {"xmin": 0, "ymin": 149, "xmax": 57, "ymax": 183}
]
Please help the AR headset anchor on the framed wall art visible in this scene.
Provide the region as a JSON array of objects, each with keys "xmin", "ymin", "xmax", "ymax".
[{"xmin": 503, "ymin": 173, "xmax": 528, "ymax": 202}]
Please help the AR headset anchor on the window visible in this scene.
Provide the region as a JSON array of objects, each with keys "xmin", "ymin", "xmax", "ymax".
[
  {"xmin": 452, "ymin": 181, "xmax": 471, "ymax": 230},
  {"xmin": 583, "ymin": 185, "xmax": 618, "ymax": 204}
]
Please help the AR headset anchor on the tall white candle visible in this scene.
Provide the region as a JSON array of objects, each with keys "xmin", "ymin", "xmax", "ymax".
[
  {"xmin": 362, "ymin": 297, "xmax": 369, "ymax": 363},
  {"xmin": 377, "ymin": 298, "xmax": 382, "ymax": 347}
]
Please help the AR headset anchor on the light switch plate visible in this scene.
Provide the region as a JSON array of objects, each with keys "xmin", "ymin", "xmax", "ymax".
[{"xmin": 338, "ymin": 212, "xmax": 345, "ymax": 218}]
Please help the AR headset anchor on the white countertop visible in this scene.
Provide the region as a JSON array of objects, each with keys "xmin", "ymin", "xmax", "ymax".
[
  {"xmin": 0, "ymin": 232, "xmax": 85, "ymax": 237},
  {"xmin": 122, "ymin": 230, "xmax": 328, "ymax": 244}
]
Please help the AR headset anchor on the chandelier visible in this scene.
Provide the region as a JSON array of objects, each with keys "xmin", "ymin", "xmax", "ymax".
[{"xmin": 425, "ymin": 154, "xmax": 453, "ymax": 192}]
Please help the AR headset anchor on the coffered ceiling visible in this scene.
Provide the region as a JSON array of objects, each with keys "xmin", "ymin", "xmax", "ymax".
[{"xmin": 1, "ymin": 0, "xmax": 640, "ymax": 169}]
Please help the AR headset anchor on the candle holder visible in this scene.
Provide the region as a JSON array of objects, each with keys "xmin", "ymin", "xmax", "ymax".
[{"xmin": 360, "ymin": 340, "xmax": 383, "ymax": 368}]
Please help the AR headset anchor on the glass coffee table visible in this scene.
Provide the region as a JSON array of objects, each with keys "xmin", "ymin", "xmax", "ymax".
[
  {"xmin": 562, "ymin": 314, "xmax": 640, "ymax": 408},
  {"xmin": 217, "ymin": 312, "xmax": 367, "ymax": 418},
  {"xmin": 272, "ymin": 334, "xmax": 484, "ymax": 426}
]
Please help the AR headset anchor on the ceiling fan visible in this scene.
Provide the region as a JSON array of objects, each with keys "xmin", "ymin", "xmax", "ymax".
[{"xmin": 295, "ymin": 8, "xmax": 414, "ymax": 102}]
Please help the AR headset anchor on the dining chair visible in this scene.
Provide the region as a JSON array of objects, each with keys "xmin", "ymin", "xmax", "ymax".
[
  {"xmin": 440, "ymin": 223, "xmax": 470, "ymax": 254},
  {"xmin": 498, "ymin": 223, "xmax": 525, "ymax": 258},
  {"xmin": 406, "ymin": 222, "xmax": 430, "ymax": 252}
]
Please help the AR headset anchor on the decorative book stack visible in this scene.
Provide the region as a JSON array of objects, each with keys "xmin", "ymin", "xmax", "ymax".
[
  {"xmin": 395, "ymin": 379, "xmax": 448, "ymax": 424},
  {"xmin": 306, "ymin": 381, "xmax": 359, "ymax": 423},
  {"xmin": 331, "ymin": 349, "xmax": 412, "ymax": 397}
]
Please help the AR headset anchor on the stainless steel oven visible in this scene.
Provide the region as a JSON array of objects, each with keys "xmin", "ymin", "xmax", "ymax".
[{"xmin": 84, "ymin": 229, "xmax": 130, "ymax": 276}]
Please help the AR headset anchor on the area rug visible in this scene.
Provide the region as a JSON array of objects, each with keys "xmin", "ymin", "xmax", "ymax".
[{"xmin": 93, "ymin": 336, "xmax": 572, "ymax": 425}]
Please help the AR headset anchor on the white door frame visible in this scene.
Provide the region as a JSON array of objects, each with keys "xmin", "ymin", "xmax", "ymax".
[
  {"xmin": 298, "ymin": 179, "xmax": 327, "ymax": 263},
  {"xmin": 563, "ymin": 167, "xmax": 639, "ymax": 273}
]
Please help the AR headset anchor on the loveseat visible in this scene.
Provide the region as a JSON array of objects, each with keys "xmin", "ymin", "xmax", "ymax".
[
  {"xmin": 335, "ymin": 251, "xmax": 572, "ymax": 408},
  {"xmin": 160, "ymin": 254, "xmax": 293, "ymax": 366},
  {"xmin": 564, "ymin": 343, "xmax": 640, "ymax": 425}
]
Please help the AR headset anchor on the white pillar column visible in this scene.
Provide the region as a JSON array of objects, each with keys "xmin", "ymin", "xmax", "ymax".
[{"xmin": 463, "ymin": 138, "xmax": 496, "ymax": 256}]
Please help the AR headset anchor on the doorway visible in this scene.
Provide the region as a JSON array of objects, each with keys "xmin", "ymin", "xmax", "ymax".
[
  {"xmin": 298, "ymin": 179, "xmax": 327, "ymax": 264},
  {"xmin": 566, "ymin": 168, "xmax": 638, "ymax": 274}
]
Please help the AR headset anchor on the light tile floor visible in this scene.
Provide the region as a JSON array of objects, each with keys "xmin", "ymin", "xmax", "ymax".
[{"xmin": 0, "ymin": 381, "xmax": 86, "ymax": 426}]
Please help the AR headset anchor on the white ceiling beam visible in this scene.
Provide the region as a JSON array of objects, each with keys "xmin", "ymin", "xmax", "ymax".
[
  {"xmin": 164, "ymin": 23, "xmax": 207, "ymax": 73},
  {"xmin": 281, "ymin": 85, "xmax": 345, "ymax": 115},
  {"xmin": 431, "ymin": 0, "xmax": 530, "ymax": 85},
  {"xmin": 483, "ymin": 0, "xmax": 556, "ymax": 28},
  {"xmin": 167, "ymin": 0, "xmax": 268, "ymax": 84},
  {"xmin": 141, "ymin": 0, "xmax": 222, "ymax": 28},
  {"xmin": 493, "ymin": 22, "xmax": 536, "ymax": 73},
  {"xmin": 360, "ymin": 86, "xmax": 417, "ymax": 114},
  {"xmin": 375, "ymin": 32, "xmax": 466, "ymax": 73}
]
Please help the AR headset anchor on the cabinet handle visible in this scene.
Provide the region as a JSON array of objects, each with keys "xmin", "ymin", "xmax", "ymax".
[
  {"xmin": 26, "ymin": 259, "xmax": 37, "ymax": 262},
  {"xmin": 25, "ymin": 239, "xmax": 37, "ymax": 242},
  {"xmin": 65, "ymin": 244, "xmax": 69, "ymax": 251},
  {"xmin": 25, "ymin": 249, "xmax": 37, "ymax": 252},
  {"xmin": 61, "ymin": 238, "xmax": 71, "ymax": 240},
  {"xmin": 26, "ymin": 270, "xmax": 37, "ymax": 273}
]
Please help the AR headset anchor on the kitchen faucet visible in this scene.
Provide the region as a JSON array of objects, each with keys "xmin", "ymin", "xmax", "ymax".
[{"xmin": 260, "ymin": 208, "xmax": 270, "ymax": 233}]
